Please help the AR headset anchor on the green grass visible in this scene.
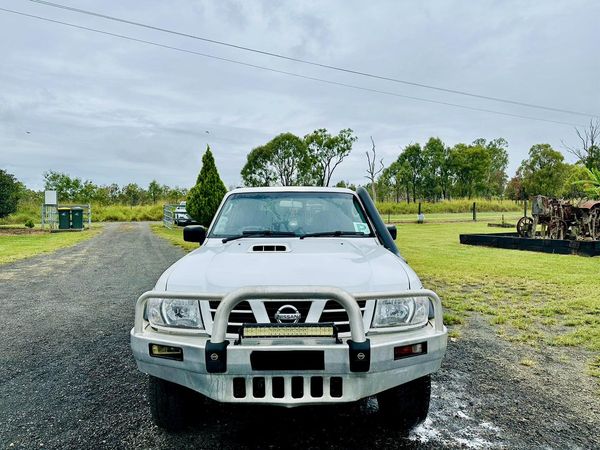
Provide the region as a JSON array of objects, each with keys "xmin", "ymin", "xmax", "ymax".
[
  {"xmin": 377, "ymin": 198, "xmax": 522, "ymax": 215},
  {"xmin": 395, "ymin": 222, "xmax": 600, "ymax": 360},
  {"xmin": 383, "ymin": 211, "xmax": 522, "ymax": 224},
  {"xmin": 0, "ymin": 226, "xmax": 102, "ymax": 265},
  {"xmin": 150, "ymin": 224, "xmax": 199, "ymax": 251}
]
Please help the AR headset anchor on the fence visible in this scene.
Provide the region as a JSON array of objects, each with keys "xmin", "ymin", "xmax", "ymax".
[{"xmin": 163, "ymin": 204, "xmax": 177, "ymax": 229}]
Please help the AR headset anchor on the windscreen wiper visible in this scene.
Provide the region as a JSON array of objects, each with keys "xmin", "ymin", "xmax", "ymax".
[
  {"xmin": 299, "ymin": 231, "xmax": 366, "ymax": 240},
  {"xmin": 222, "ymin": 230, "xmax": 297, "ymax": 243}
]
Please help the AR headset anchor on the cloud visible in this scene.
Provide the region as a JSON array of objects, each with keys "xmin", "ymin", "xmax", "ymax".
[{"xmin": 0, "ymin": 0, "xmax": 598, "ymax": 190}]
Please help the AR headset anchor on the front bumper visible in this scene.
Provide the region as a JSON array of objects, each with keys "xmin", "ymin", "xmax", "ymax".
[{"xmin": 130, "ymin": 286, "xmax": 447, "ymax": 406}]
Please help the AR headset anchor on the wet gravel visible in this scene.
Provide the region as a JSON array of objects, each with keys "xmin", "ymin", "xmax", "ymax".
[{"xmin": 0, "ymin": 222, "xmax": 598, "ymax": 449}]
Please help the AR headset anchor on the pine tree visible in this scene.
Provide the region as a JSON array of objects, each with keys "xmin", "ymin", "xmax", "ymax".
[{"xmin": 186, "ymin": 146, "xmax": 227, "ymax": 227}]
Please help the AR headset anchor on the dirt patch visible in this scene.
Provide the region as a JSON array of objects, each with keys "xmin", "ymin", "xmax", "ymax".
[{"xmin": 0, "ymin": 228, "xmax": 48, "ymax": 235}]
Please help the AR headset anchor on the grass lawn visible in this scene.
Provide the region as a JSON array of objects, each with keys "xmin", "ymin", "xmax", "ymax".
[
  {"xmin": 396, "ymin": 221, "xmax": 600, "ymax": 378},
  {"xmin": 384, "ymin": 211, "xmax": 523, "ymax": 224},
  {"xmin": 150, "ymin": 224, "xmax": 199, "ymax": 251},
  {"xmin": 0, "ymin": 226, "xmax": 102, "ymax": 265}
]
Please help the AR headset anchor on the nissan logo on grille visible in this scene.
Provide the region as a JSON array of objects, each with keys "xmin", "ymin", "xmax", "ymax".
[{"xmin": 274, "ymin": 305, "xmax": 301, "ymax": 324}]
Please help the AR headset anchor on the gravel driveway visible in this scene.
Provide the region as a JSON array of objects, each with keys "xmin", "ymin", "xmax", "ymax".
[{"xmin": 1, "ymin": 222, "xmax": 598, "ymax": 449}]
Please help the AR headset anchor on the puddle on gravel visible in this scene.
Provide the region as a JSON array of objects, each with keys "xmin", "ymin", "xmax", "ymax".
[{"xmin": 408, "ymin": 377, "xmax": 505, "ymax": 449}]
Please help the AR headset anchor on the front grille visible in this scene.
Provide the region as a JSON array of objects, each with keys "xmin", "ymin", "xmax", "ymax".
[
  {"xmin": 209, "ymin": 300, "xmax": 256, "ymax": 335},
  {"xmin": 320, "ymin": 300, "xmax": 367, "ymax": 333},
  {"xmin": 209, "ymin": 300, "xmax": 367, "ymax": 335},
  {"xmin": 232, "ymin": 376, "xmax": 343, "ymax": 399}
]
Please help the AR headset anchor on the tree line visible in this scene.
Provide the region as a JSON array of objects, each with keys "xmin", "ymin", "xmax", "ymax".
[
  {"xmin": 240, "ymin": 120, "xmax": 600, "ymax": 202},
  {"xmin": 41, "ymin": 171, "xmax": 188, "ymax": 206}
]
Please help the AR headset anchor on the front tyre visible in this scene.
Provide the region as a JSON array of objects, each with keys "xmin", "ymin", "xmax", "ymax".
[
  {"xmin": 376, "ymin": 375, "xmax": 431, "ymax": 433},
  {"xmin": 148, "ymin": 376, "xmax": 192, "ymax": 431}
]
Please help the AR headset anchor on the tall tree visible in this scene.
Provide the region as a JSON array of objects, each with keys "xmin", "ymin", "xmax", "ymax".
[
  {"xmin": 122, "ymin": 183, "xmax": 143, "ymax": 207},
  {"xmin": 187, "ymin": 145, "xmax": 227, "ymax": 226},
  {"xmin": 399, "ymin": 143, "xmax": 425, "ymax": 203},
  {"xmin": 267, "ymin": 133, "xmax": 311, "ymax": 186},
  {"xmin": 518, "ymin": 144, "xmax": 568, "ymax": 197},
  {"xmin": 365, "ymin": 137, "xmax": 384, "ymax": 201},
  {"xmin": 304, "ymin": 128, "xmax": 357, "ymax": 186},
  {"xmin": 563, "ymin": 119, "xmax": 600, "ymax": 170},
  {"xmin": 449, "ymin": 143, "xmax": 491, "ymax": 199},
  {"xmin": 421, "ymin": 137, "xmax": 451, "ymax": 201},
  {"xmin": 148, "ymin": 180, "xmax": 163, "ymax": 204},
  {"xmin": 241, "ymin": 145, "xmax": 276, "ymax": 187},
  {"xmin": 240, "ymin": 133, "xmax": 310, "ymax": 186},
  {"xmin": 0, "ymin": 170, "xmax": 22, "ymax": 218},
  {"xmin": 474, "ymin": 138, "xmax": 509, "ymax": 197},
  {"xmin": 505, "ymin": 176, "xmax": 524, "ymax": 200}
]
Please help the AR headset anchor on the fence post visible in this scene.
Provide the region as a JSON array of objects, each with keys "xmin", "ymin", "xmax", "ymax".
[{"xmin": 472, "ymin": 202, "xmax": 476, "ymax": 222}]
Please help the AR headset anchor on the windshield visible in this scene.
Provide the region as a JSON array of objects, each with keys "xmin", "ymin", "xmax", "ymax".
[{"xmin": 209, "ymin": 192, "xmax": 373, "ymax": 238}]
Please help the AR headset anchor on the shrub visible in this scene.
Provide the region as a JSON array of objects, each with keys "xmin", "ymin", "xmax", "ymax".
[
  {"xmin": 187, "ymin": 146, "xmax": 227, "ymax": 227},
  {"xmin": 24, "ymin": 219, "xmax": 35, "ymax": 228}
]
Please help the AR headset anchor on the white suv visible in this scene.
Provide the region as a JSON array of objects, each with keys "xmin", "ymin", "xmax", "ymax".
[{"xmin": 131, "ymin": 187, "xmax": 447, "ymax": 431}]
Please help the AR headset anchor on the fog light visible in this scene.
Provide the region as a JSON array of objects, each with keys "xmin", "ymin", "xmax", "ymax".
[
  {"xmin": 149, "ymin": 344, "xmax": 183, "ymax": 361},
  {"xmin": 394, "ymin": 342, "xmax": 427, "ymax": 360}
]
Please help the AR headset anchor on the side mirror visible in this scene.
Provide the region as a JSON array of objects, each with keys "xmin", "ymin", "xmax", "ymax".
[
  {"xmin": 183, "ymin": 225, "xmax": 207, "ymax": 245},
  {"xmin": 386, "ymin": 225, "xmax": 397, "ymax": 240}
]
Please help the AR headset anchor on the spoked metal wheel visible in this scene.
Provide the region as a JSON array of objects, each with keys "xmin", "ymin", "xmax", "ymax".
[{"xmin": 516, "ymin": 216, "xmax": 534, "ymax": 237}]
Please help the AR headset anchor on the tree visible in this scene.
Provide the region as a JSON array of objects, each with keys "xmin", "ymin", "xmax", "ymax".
[
  {"xmin": 563, "ymin": 119, "xmax": 600, "ymax": 170},
  {"xmin": 241, "ymin": 133, "xmax": 311, "ymax": 186},
  {"xmin": 304, "ymin": 128, "xmax": 357, "ymax": 186},
  {"xmin": 0, "ymin": 170, "xmax": 21, "ymax": 218},
  {"xmin": 365, "ymin": 137, "xmax": 384, "ymax": 201},
  {"xmin": 505, "ymin": 176, "xmax": 524, "ymax": 200},
  {"xmin": 43, "ymin": 171, "xmax": 83, "ymax": 202},
  {"xmin": 122, "ymin": 183, "xmax": 143, "ymax": 207},
  {"xmin": 241, "ymin": 145, "xmax": 276, "ymax": 187},
  {"xmin": 267, "ymin": 133, "xmax": 311, "ymax": 186},
  {"xmin": 449, "ymin": 143, "xmax": 491, "ymax": 199},
  {"xmin": 381, "ymin": 158, "xmax": 412, "ymax": 203},
  {"xmin": 421, "ymin": 137, "xmax": 451, "ymax": 201},
  {"xmin": 187, "ymin": 145, "xmax": 227, "ymax": 226},
  {"xmin": 148, "ymin": 180, "xmax": 163, "ymax": 204},
  {"xmin": 518, "ymin": 144, "xmax": 568, "ymax": 197},
  {"xmin": 475, "ymin": 138, "xmax": 509, "ymax": 197},
  {"xmin": 562, "ymin": 164, "xmax": 591, "ymax": 199}
]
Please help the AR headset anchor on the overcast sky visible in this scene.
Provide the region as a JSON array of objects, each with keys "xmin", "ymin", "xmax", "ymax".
[{"xmin": 1, "ymin": 0, "xmax": 599, "ymax": 191}]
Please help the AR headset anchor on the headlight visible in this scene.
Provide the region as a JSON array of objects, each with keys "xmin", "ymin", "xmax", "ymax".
[
  {"xmin": 147, "ymin": 298, "xmax": 204, "ymax": 329},
  {"xmin": 372, "ymin": 297, "xmax": 429, "ymax": 328}
]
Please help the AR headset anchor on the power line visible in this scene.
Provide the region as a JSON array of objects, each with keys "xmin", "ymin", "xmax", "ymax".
[
  {"xmin": 25, "ymin": 0, "xmax": 598, "ymax": 118},
  {"xmin": 0, "ymin": 7, "xmax": 586, "ymax": 128}
]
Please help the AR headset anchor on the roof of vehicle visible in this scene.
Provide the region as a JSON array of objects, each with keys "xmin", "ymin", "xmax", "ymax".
[{"xmin": 227, "ymin": 186, "xmax": 356, "ymax": 195}]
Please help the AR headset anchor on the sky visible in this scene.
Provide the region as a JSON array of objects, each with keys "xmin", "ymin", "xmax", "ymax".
[{"xmin": 1, "ymin": 0, "xmax": 599, "ymax": 191}]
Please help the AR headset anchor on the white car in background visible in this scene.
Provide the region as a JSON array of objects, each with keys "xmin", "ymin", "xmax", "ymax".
[
  {"xmin": 174, "ymin": 201, "xmax": 193, "ymax": 226},
  {"xmin": 131, "ymin": 187, "xmax": 447, "ymax": 432}
]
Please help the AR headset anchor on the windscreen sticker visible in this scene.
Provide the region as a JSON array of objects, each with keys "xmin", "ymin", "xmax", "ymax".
[{"xmin": 353, "ymin": 222, "xmax": 369, "ymax": 234}]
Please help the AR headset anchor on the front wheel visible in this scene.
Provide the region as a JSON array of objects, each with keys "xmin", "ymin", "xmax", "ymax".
[
  {"xmin": 377, "ymin": 375, "xmax": 431, "ymax": 433},
  {"xmin": 148, "ymin": 376, "xmax": 193, "ymax": 431}
]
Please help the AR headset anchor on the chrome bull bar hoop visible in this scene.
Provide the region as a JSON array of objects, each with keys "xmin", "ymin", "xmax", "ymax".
[{"xmin": 134, "ymin": 287, "xmax": 444, "ymax": 374}]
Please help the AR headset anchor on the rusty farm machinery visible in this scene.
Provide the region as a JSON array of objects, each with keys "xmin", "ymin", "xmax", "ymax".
[{"xmin": 516, "ymin": 196, "xmax": 600, "ymax": 241}]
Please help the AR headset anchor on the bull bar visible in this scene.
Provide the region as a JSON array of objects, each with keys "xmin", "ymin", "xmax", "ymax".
[{"xmin": 134, "ymin": 286, "xmax": 444, "ymax": 372}]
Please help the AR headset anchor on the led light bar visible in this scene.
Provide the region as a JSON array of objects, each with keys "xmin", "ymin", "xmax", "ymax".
[{"xmin": 241, "ymin": 323, "xmax": 337, "ymax": 339}]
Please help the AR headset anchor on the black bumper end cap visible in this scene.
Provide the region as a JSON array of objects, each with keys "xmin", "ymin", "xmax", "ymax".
[
  {"xmin": 205, "ymin": 340, "xmax": 229, "ymax": 373},
  {"xmin": 348, "ymin": 339, "xmax": 371, "ymax": 372}
]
